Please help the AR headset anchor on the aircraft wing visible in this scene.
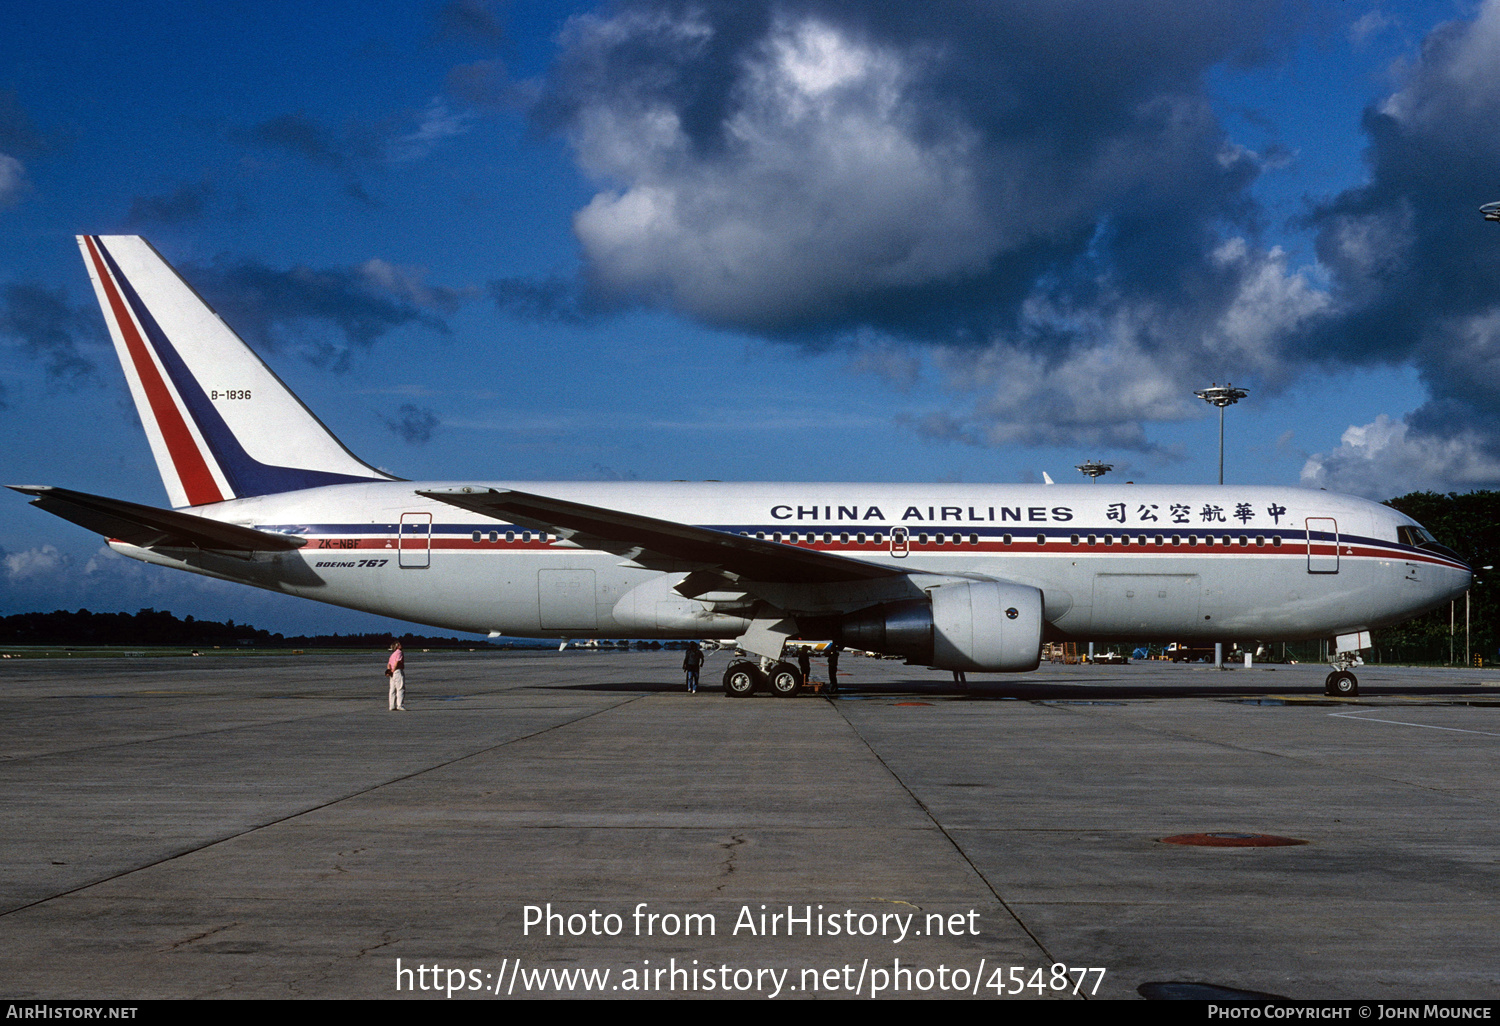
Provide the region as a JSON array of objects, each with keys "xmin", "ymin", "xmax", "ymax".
[
  {"xmin": 9, "ymin": 485, "xmax": 307, "ymax": 552},
  {"xmin": 417, "ymin": 487, "xmax": 902, "ymax": 584}
]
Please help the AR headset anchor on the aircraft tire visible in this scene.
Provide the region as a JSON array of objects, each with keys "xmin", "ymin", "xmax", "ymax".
[
  {"xmin": 1328, "ymin": 671, "xmax": 1359, "ymax": 697},
  {"xmin": 768, "ymin": 662, "xmax": 802, "ymax": 698},
  {"xmin": 723, "ymin": 662, "xmax": 762, "ymax": 698}
]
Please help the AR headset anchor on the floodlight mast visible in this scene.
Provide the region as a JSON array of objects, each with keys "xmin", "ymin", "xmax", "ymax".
[
  {"xmin": 1193, "ymin": 383, "xmax": 1249, "ymax": 486},
  {"xmin": 1194, "ymin": 382, "xmax": 1248, "ymax": 671},
  {"xmin": 1076, "ymin": 459, "xmax": 1113, "ymax": 482}
]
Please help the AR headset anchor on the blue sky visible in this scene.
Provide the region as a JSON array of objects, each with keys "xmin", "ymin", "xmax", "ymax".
[{"xmin": 2, "ymin": 0, "xmax": 1498, "ymax": 634}]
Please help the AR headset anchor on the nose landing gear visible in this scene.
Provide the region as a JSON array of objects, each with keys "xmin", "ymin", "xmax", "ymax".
[{"xmin": 1325, "ymin": 670, "xmax": 1359, "ymax": 697}]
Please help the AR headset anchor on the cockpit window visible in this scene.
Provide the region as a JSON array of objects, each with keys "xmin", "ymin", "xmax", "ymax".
[
  {"xmin": 1398, "ymin": 524, "xmax": 1437, "ymax": 547},
  {"xmin": 1397, "ymin": 522, "xmax": 1466, "ymax": 566}
]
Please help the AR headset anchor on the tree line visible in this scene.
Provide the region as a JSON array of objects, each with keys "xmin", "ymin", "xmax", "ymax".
[
  {"xmin": 1378, "ymin": 490, "xmax": 1498, "ymax": 665},
  {"xmin": 0, "ymin": 608, "xmax": 483, "ymax": 649}
]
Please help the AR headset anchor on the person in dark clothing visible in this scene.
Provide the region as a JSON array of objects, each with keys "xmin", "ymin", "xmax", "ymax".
[
  {"xmin": 827, "ymin": 646, "xmax": 840, "ymax": 694},
  {"xmin": 683, "ymin": 642, "xmax": 704, "ymax": 693},
  {"xmin": 797, "ymin": 647, "xmax": 811, "ymax": 688}
]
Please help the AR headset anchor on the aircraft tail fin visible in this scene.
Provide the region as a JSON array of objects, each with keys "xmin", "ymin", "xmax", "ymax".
[{"xmin": 77, "ymin": 235, "xmax": 393, "ymax": 508}]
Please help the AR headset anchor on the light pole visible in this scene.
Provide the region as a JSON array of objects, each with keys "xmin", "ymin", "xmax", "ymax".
[
  {"xmin": 1194, "ymin": 383, "xmax": 1248, "ymax": 669},
  {"xmin": 1075, "ymin": 460, "xmax": 1113, "ymax": 662},
  {"xmin": 1469, "ymin": 566, "xmax": 1493, "ymax": 668},
  {"xmin": 1193, "ymin": 383, "xmax": 1249, "ymax": 485}
]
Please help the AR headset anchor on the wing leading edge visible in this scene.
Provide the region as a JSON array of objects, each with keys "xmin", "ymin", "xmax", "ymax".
[{"xmin": 417, "ymin": 486, "xmax": 903, "ymax": 584}]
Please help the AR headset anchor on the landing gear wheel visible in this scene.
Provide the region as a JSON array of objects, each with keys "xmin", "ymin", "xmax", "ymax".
[
  {"xmin": 768, "ymin": 661, "xmax": 802, "ymax": 698},
  {"xmin": 1326, "ymin": 670, "xmax": 1359, "ymax": 697},
  {"xmin": 723, "ymin": 661, "xmax": 763, "ymax": 698}
]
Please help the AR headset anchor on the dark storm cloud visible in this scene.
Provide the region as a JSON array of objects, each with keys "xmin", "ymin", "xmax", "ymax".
[
  {"xmin": 435, "ymin": 0, "xmax": 509, "ymax": 45},
  {"xmin": 0, "ymin": 90, "xmax": 48, "ymax": 157},
  {"xmin": 238, "ymin": 113, "xmax": 376, "ymax": 168},
  {"xmin": 124, "ymin": 182, "xmax": 212, "ymax": 226},
  {"xmin": 0, "ymin": 91, "xmax": 44, "ymax": 209},
  {"xmin": 183, "ymin": 256, "xmax": 457, "ymax": 372},
  {"xmin": 234, "ymin": 113, "xmax": 384, "ymax": 205},
  {"xmin": 1299, "ymin": 4, "xmax": 1500, "ymax": 494},
  {"xmin": 489, "ymin": 275, "xmax": 618, "ymax": 323},
  {"xmin": 0, "ymin": 284, "xmax": 101, "ymax": 383},
  {"xmin": 530, "ymin": 0, "xmax": 1293, "ymax": 336},
  {"xmin": 507, "ymin": 0, "xmax": 1330, "ymax": 452},
  {"xmin": 381, "ymin": 403, "xmax": 440, "ymax": 445}
]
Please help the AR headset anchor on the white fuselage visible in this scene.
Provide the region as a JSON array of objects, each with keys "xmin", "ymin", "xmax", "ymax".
[{"xmin": 110, "ymin": 481, "xmax": 1471, "ymax": 645}]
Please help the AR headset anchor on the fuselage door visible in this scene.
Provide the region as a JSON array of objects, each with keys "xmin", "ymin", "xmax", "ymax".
[
  {"xmin": 890, "ymin": 526, "xmax": 909, "ymax": 558},
  {"xmin": 399, "ymin": 512, "xmax": 432, "ymax": 569},
  {"xmin": 1307, "ymin": 517, "xmax": 1338, "ymax": 574}
]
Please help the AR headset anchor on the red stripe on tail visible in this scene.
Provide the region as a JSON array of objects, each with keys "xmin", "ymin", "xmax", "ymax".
[{"xmin": 83, "ymin": 236, "xmax": 224, "ymax": 505}]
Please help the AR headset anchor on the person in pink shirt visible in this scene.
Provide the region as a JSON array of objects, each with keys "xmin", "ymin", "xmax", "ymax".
[{"xmin": 386, "ymin": 640, "xmax": 406, "ymax": 711}]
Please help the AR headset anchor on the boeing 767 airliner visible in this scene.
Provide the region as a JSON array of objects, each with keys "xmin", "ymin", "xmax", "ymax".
[{"xmin": 9, "ymin": 236, "xmax": 1472, "ymax": 697}]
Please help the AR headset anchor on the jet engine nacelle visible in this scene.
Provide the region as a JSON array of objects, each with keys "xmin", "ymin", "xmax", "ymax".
[{"xmin": 839, "ymin": 580, "xmax": 1043, "ymax": 672}]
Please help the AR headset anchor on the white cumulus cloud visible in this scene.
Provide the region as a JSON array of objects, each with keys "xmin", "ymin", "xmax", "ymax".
[{"xmin": 1301, "ymin": 415, "xmax": 1500, "ymax": 498}]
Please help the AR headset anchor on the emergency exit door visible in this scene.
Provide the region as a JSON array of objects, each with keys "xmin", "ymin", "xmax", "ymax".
[{"xmin": 890, "ymin": 527, "xmax": 909, "ymax": 558}]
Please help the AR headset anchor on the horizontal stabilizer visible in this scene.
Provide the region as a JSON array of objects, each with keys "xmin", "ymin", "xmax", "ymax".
[
  {"xmin": 418, "ymin": 487, "xmax": 901, "ymax": 584},
  {"xmin": 9, "ymin": 485, "xmax": 306, "ymax": 552}
]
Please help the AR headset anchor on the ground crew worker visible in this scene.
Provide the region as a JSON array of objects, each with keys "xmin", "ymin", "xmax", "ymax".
[{"xmin": 683, "ymin": 642, "xmax": 703, "ymax": 694}]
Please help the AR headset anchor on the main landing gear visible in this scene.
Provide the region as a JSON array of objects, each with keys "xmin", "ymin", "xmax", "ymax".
[{"xmin": 723, "ymin": 659, "xmax": 803, "ymax": 698}]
